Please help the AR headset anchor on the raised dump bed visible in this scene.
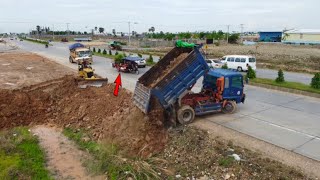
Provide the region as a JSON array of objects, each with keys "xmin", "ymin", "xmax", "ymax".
[{"xmin": 133, "ymin": 45, "xmax": 209, "ymax": 113}]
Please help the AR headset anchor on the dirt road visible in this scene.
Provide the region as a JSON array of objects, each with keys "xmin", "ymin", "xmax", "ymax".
[{"xmin": 32, "ymin": 126, "xmax": 99, "ymax": 180}]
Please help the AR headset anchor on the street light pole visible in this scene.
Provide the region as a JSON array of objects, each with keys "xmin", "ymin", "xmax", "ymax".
[
  {"xmin": 128, "ymin": 21, "xmax": 138, "ymax": 46},
  {"xmin": 128, "ymin": 21, "xmax": 131, "ymax": 45}
]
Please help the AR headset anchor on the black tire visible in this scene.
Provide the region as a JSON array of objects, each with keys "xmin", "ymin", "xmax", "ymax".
[
  {"xmin": 222, "ymin": 101, "xmax": 237, "ymax": 114},
  {"xmin": 177, "ymin": 105, "xmax": 195, "ymax": 125},
  {"xmin": 142, "ymin": 65, "xmax": 146, "ymax": 68},
  {"xmin": 69, "ymin": 56, "xmax": 73, "ymax": 63},
  {"xmin": 237, "ymin": 66, "xmax": 242, "ymax": 72}
]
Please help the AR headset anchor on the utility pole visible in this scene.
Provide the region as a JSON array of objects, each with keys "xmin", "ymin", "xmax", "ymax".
[
  {"xmin": 128, "ymin": 22, "xmax": 138, "ymax": 46},
  {"xmin": 240, "ymin": 24, "xmax": 244, "ymax": 43},
  {"xmin": 52, "ymin": 24, "xmax": 54, "ymax": 40},
  {"xmin": 128, "ymin": 22, "xmax": 131, "ymax": 46},
  {"xmin": 66, "ymin": 23, "xmax": 70, "ymax": 39},
  {"xmin": 226, "ymin": 25, "xmax": 230, "ymax": 44}
]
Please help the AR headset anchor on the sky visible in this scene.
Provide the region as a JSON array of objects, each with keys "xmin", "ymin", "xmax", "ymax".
[{"xmin": 0, "ymin": 0, "xmax": 319, "ymax": 33}]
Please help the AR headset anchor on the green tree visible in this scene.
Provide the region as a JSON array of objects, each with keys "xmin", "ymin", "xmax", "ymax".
[
  {"xmin": 221, "ymin": 63, "xmax": 228, "ymax": 69},
  {"xmin": 123, "ymin": 52, "xmax": 127, "ymax": 57},
  {"xmin": 137, "ymin": 53, "xmax": 142, "ymax": 58},
  {"xmin": 147, "ymin": 54, "xmax": 154, "ymax": 63},
  {"xmin": 93, "ymin": 47, "xmax": 96, "ymax": 53},
  {"xmin": 97, "ymin": 49, "xmax": 101, "ymax": 53},
  {"xmin": 109, "ymin": 49, "xmax": 112, "ymax": 55},
  {"xmin": 114, "ymin": 54, "xmax": 124, "ymax": 63},
  {"xmin": 102, "ymin": 49, "xmax": 107, "ymax": 55},
  {"xmin": 275, "ymin": 69, "xmax": 285, "ymax": 83},
  {"xmin": 247, "ymin": 66, "xmax": 256, "ymax": 79},
  {"xmin": 115, "ymin": 51, "xmax": 119, "ymax": 55},
  {"xmin": 311, "ymin": 73, "xmax": 320, "ymax": 89},
  {"xmin": 228, "ymin": 33, "xmax": 240, "ymax": 44}
]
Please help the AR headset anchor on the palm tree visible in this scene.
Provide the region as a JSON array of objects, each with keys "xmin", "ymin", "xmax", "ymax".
[
  {"xmin": 99, "ymin": 27, "xmax": 104, "ymax": 34},
  {"xmin": 149, "ymin": 26, "xmax": 155, "ymax": 33},
  {"xmin": 112, "ymin": 29, "xmax": 116, "ymax": 36},
  {"xmin": 36, "ymin": 25, "xmax": 41, "ymax": 38}
]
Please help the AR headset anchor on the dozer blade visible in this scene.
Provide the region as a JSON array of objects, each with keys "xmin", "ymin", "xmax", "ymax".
[{"xmin": 76, "ymin": 78, "xmax": 108, "ymax": 88}]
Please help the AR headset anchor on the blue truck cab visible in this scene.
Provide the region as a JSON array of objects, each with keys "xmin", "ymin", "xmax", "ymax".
[{"xmin": 203, "ymin": 69, "xmax": 245, "ymax": 104}]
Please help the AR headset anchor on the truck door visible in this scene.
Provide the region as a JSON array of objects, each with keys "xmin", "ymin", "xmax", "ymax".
[{"xmin": 229, "ymin": 76, "xmax": 243, "ymax": 101}]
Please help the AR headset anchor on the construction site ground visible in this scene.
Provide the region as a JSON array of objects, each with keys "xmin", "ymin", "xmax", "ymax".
[{"xmin": 0, "ymin": 43, "xmax": 319, "ymax": 179}]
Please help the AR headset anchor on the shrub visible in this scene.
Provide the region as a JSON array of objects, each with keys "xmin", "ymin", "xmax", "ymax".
[
  {"xmin": 275, "ymin": 69, "xmax": 285, "ymax": 83},
  {"xmin": 93, "ymin": 47, "xmax": 96, "ymax": 53},
  {"xmin": 137, "ymin": 53, "xmax": 142, "ymax": 58},
  {"xmin": 247, "ymin": 66, "xmax": 256, "ymax": 79},
  {"xmin": 114, "ymin": 54, "xmax": 124, "ymax": 63},
  {"xmin": 123, "ymin": 52, "xmax": 127, "ymax": 57},
  {"xmin": 221, "ymin": 63, "xmax": 228, "ymax": 69},
  {"xmin": 311, "ymin": 73, "xmax": 320, "ymax": 89},
  {"xmin": 214, "ymin": 41, "xmax": 220, "ymax": 46},
  {"xmin": 102, "ymin": 49, "xmax": 107, "ymax": 55},
  {"xmin": 115, "ymin": 51, "xmax": 119, "ymax": 55},
  {"xmin": 109, "ymin": 49, "xmax": 112, "ymax": 55},
  {"xmin": 147, "ymin": 54, "xmax": 154, "ymax": 63},
  {"xmin": 97, "ymin": 49, "xmax": 101, "ymax": 53}
]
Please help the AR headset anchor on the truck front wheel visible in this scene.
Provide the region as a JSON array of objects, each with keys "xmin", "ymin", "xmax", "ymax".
[
  {"xmin": 177, "ymin": 105, "xmax": 195, "ymax": 125},
  {"xmin": 222, "ymin": 101, "xmax": 237, "ymax": 114}
]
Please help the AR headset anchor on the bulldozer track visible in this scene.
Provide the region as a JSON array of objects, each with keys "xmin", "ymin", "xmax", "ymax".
[{"xmin": 22, "ymin": 77, "xmax": 70, "ymax": 92}]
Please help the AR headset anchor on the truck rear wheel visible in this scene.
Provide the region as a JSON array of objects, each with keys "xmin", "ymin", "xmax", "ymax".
[
  {"xmin": 222, "ymin": 101, "xmax": 237, "ymax": 114},
  {"xmin": 177, "ymin": 105, "xmax": 195, "ymax": 125}
]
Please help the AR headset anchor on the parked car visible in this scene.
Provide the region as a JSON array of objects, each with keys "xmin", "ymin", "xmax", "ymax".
[
  {"xmin": 221, "ymin": 55, "xmax": 256, "ymax": 71},
  {"xmin": 206, "ymin": 59, "xmax": 224, "ymax": 68},
  {"xmin": 126, "ymin": 55, "xmax": 146, "ymax": 68}
]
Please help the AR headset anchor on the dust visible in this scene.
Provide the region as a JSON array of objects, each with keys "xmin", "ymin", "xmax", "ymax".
[{"xmin": 0, "ymin": 76, "xmax": 168, "ymax": 157}]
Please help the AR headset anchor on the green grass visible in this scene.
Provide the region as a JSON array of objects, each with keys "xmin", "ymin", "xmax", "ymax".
[
  {"xmin": 63, "ymin": 128, "xmax": 165, "ymax": 180},
  {"xmin": 0, "ymin": 127, "xmax": 51, "ymax": 179},
  {"xmin": 251, "ymin": 78, "xmax": 320, "ymax": 94},
  {"xmin": 146, "ymin": 61, "xmax": 156, "ymax": 66},
  {"xmin": 22, "ymin": 38, "xmax": 49, "ymax": 45}
]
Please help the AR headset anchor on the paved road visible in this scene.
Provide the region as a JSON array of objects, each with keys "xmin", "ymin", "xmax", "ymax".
[
  {"xmin": 25, "ymin": 40, "xmax": 315, "ymax": 85},
  {"xmin": 12, "ymin": 40, "xmax": 320, "ymax": 161}
]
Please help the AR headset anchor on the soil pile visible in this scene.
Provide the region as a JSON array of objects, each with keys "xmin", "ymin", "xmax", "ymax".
[
  {"xmin": 149, "ymin": 53, "xmax": 189, "ymax": 87},
  {"xmin": 0, "ymin": 76, "xmax": 168, "ymax": 157}
]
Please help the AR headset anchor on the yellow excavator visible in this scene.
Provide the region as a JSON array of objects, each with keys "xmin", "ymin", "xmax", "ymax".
[{"xmin": 77, "ymin": 61, "xmax": 108, "ymax": 88}]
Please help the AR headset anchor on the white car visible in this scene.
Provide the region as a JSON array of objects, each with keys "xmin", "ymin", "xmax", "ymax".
[
  {"xmin": 221, "ymin": 55, "xmax": 256, "ymax": 71},
  {"xmin": 206, "ymin": 59, "xmax": 224, "ymax": 68},
  {"xmin": 126, "ymin": 55, "xmax": 146, "ymax": 68}
]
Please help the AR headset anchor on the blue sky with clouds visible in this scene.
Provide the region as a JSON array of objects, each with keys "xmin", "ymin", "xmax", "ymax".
[{"xmin": 0, "ymin": 0, "xmax": 319, "ymax": 33}]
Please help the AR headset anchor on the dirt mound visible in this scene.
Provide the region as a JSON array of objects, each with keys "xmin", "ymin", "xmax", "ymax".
[{"xmin": 0, "ymin": 76, "xmax": 168, "ymax": 157}]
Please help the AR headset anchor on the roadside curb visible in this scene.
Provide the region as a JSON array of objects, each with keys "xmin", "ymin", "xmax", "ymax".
[{"xmin": 248, "ymin": 82, "xmax": 320, "ymax": 98}]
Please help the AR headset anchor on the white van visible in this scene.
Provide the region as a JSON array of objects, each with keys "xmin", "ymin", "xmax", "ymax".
[{"xmin": 221, "ymin": 55, "xmax": 256, "ymax": 71}]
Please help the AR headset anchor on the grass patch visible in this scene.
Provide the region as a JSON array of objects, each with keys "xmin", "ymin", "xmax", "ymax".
[
  {"xmin": 218, "ymin": 156, "xmax": 234, "ymax": 167},
  {"xmin": 146, "ymin": 61, "xmax": 156, "ymax": 66},
  {"xmin": 251, "ymin": 78, "xmax": 320, "ymax": 94},
  {"xmin": 93, "ymin": 52, "xmax": 116, "ymax": 59},
  {"xmin": 63, "ymin": 128, "xmax": 167, "ymax": 180},
  {"xmin": 0, "ymin": 127, "xmax": 51, "ymax": 179},
  {"xmin": 22, "ymin": 38, "xmax": 49, "ymax": 45}
]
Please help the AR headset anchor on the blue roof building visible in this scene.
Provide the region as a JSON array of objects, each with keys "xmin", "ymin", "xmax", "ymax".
[{"xmin": 259, "ymin": 31, "xmax": 282, "ymax": 42}]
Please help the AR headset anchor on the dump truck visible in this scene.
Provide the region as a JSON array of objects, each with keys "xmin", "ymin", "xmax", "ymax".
[
  {"xmin": 69, "ymin": 43, "xmax": 93, "ymax": 64},
  {"xmin": 133, "ymin": 41, "xmax": 245, "ymax": 125}
]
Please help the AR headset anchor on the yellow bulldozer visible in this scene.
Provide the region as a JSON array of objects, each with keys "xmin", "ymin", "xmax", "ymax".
[{"xmin": 77, "ymin": 61, "xmax": 108, "ymax": 88}]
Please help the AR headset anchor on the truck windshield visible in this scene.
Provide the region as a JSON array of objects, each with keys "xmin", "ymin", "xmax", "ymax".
[
  {"xmin": 203, "ymin": 75, "xmax": 218, "ymax": 89},
  {"xmin": 231, "ymin": 76, "xmax": 243, "ymax": 88},
  {"xmin": 78, "ymin": 51, "xmax": 91, "ymax": 57}
]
